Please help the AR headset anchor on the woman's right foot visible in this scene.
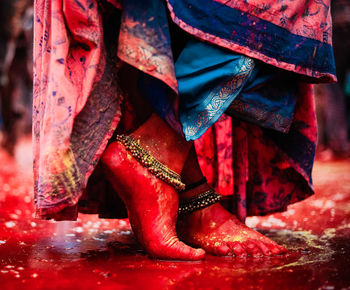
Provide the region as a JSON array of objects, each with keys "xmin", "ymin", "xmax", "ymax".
[
  {"xmin": 179, "ymin": 145, "xmax": 286, "ymax": 257},
  {"xmin": 177, "ymin": 185, "xmax": 287, "ymax": 257},
  {"xmin": 101, "ymin": 140, "xmax": 205, "ymax": 260}
]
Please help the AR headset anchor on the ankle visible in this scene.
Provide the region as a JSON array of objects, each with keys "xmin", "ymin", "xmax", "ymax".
[
  {"xmin": 131, "ymin": 114, "xmax": 191, "ymax": 174},
  {"xmin": 179, "ymin": 183, "xmax": 211, "ymax": 199},
  {"xmin": 113, "ymin": 135, "xmax": 186, "ymax": 191}
]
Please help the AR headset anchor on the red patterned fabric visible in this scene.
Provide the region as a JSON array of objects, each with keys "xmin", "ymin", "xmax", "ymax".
[
  {"xmin": 33, "ymin": 0, "xmax": 320, "ymax": 221},
  {"xmin": 33, "ymin": 0, "xmax": 122, "ymax": 218},
  {"xmin": 195, "ymin": 84, "xmax": 315, "ymax": 221}
]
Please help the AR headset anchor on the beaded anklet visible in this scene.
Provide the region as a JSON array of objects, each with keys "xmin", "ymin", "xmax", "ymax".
[
  {"xmin": 178, "ymin": 189, "xmax": 222, "ymax": 214},
  {"xmin": 115, "ymin": 135, "xmax": 185, "ymax": 191}
]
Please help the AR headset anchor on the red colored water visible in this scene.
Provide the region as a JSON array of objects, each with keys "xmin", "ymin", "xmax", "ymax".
[{"xmin": 1, "ymin": 137, "xmax": 350, "ymax": 289}]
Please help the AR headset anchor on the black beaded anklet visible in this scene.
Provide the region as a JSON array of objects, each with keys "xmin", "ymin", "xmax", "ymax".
[
  {"xmin": 178, "ymin": 189, "xmax": 222, "ymax": 214},
  {"xmin": 116, "ymin": 135, "xmax": 185, "ymax": 191}
]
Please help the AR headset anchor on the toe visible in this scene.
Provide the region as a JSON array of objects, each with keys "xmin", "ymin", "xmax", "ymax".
[
  {"xmin": 191, "ymin": 247, "xmax": 207, "ymax": 259},
  {"xmin": 213, "ymin": 243, "xmax": 232, "ymax": 256},
  {"xmin": 227, "ymin": 242, "xmax": 247, "ymax": 258},
  {"xmin": 255, "ymin": 241, "xmax": 272, "ymax": 256},
  {"xmin": 266, "ymin": 241, "xmax": 287, "ymax": 255},
  {"xmin": 276, "ymin": 244, "xmax": 287, "ymax": 254},
  {"xmin": 201, "ymin": 242, "xmax": 231, "ymax": 256},
  {"xmin": 243, "ymin": 241, "xmax": 263, "ymax": 257},
  {"xmin": 258, "ymin": 236, "xmax": 287, "ymax": 255},
  {"xmin": 148, "ymin": 240, "xmax": 205, "ymax": 260},
  {"xmin": 177, "ymin": 242, "xmax": 206, "ymax": 260}
]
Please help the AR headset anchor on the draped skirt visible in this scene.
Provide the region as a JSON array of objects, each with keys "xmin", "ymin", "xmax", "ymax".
[{"xmin": 33, "ymin": 0, "xmax": 335, "ymax": 221}]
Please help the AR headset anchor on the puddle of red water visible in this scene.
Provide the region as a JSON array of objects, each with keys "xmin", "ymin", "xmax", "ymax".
[{"xmin": 1, "ymin": 138, "xmax": 350, "ymax": 289}]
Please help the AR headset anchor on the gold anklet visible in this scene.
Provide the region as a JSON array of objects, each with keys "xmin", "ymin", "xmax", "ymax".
[
  {"xmin": 116, "ymin": 135, "xmax": 185, "ymax": 191},
  {"xmin": 178, "ymin": 189, "xmax": 222, "ymax": 214}
]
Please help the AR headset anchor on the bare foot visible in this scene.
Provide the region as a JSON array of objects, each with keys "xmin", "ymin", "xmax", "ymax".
[
  {"xmin": 177, "ymin": 189, "xmax": 287, "ymax": 257},
  {"xmin": 101, "ymin": 141, "xmax": 205, "ymax": 260}
]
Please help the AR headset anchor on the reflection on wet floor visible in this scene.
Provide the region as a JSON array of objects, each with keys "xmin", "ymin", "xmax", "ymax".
[{"xmin": 1, "ymin": 137, "xmax": 350, "ymax": 289}]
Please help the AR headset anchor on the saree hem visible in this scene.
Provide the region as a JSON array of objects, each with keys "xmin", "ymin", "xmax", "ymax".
[{"xmin": 166, "ymin": 0, "xmax": 336, "ymax": 83}]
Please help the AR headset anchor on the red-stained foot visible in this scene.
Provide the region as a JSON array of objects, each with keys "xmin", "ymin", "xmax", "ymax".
[
  {"xmin": 101, "ymin": 141, "xmax": 205, "ymax": 260},
  {"xmin": 177, "ymin": 202, "xmax": 287, "ymax": 257}
]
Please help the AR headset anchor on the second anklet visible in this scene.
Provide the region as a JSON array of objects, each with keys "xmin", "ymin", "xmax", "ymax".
[
  {"xmin": 178, "ymin": 189, "xmax": 222, "ymax": 214},
  {"xmin": 116, "ymin": 135, "xmax": 185, "ymax": 191}
]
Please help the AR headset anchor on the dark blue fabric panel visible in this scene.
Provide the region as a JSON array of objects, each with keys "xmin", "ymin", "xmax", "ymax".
[
  {"xmin": 168, "ymin": 0, "xmax": 336, "ymax": 77},
  {"xmin": 264, "ymin": 126, "xmax": 315, "ymax": 183}
]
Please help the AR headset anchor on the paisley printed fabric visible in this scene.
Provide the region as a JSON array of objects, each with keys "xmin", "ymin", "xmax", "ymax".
[{"xmin": 34, "ymin": 0, "xmax": 332, "ymax": 220}]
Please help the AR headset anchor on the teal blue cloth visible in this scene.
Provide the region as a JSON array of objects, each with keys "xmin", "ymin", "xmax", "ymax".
[
  {"xmin": 175, "ymin": 39, "xmax": 255, "ymax": 140},
  {"xmin": 140, "ymin": 38, "xmax": 298, "ymax": 140},
  {"xmin": 228, "ymin": 63, "xmax": 298, "ymax": 133}
]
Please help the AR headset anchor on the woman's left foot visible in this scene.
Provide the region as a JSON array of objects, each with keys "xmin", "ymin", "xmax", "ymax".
[
  {"xmin": 101, "ymin": 140, "xmax": 205, "ymax": 260},
  {"xmin": 177, "ymin": 200, "xmax": 287, "ymax": 257}
]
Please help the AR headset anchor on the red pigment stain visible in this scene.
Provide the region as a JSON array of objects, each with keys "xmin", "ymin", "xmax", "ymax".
[{"xmin": 0, "ymin": 137, "xmax": 350, "ymax": 289}]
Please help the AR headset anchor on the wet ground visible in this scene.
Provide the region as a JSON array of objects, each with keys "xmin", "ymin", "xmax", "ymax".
[{"xmin": 0, "ymin": 137, "xmax": 350, "ymax": 289}]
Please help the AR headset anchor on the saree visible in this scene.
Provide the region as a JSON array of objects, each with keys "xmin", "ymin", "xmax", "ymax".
[{"xmin": 33, "ymin": 0, "xmax": 335, "ymax": 221}]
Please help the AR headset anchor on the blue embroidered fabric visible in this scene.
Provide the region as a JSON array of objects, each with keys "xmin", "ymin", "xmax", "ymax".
[
  {"xmin": 122, "ymin": 0, "xmax": 334, "ymax": 142},
  {"xmin": 141, "ymin": 37, "xmax": 299, "ymax": 140},
  {"xmin": 175, "ymin": 39, "xmax": 256, "ymax": 140},
  {"xmin": 139, "ymin": 38, "xmax": 301, "ymax": 142},
  {"xmin": 227, "ymin": 64, "xmax": 299, "ymax": 133}
]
